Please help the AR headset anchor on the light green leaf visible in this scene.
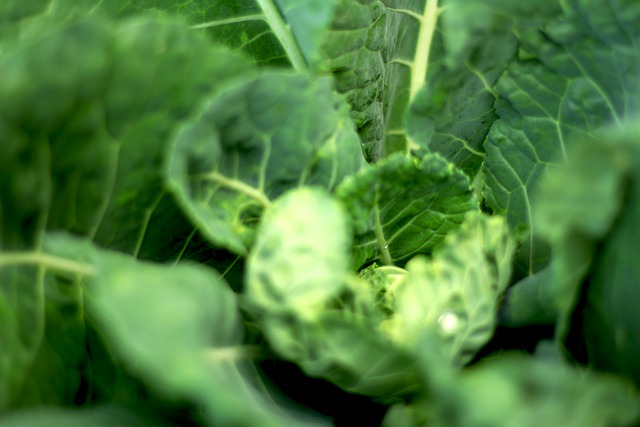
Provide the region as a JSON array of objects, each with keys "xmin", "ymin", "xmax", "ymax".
[
  {"xmin": 337, "ymin": 153, "xmax": 478, "ymax": 269},
  {"xmin": 245, "ymin": 188, "xmax": 350, "ymax": 318},
  {"xmin": 482, "ymin": 0, "xmax": 640, "ymax": 273},
  {"xmin": 278, "ymin": 313, "xmax": 422, "ymax": 399},
  {"xmin": 167, "ymin": 73, "xmax": 365, "ymax": 255},
  {"xmin": 384, "ymin": 213, "xmax": 515, "ymax": 364}
]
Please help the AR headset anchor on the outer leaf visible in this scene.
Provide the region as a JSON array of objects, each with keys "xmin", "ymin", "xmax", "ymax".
[
  {"xmin": 0, "ymin": 15, "xmax": 250, "ymax": 410},
  {"xmin": 530, "ymin": 124, "xmax": 640, "ymax": 388},
  {"xmin": 301, "ymin": 0, "xmax": 451, "ymax": 161},
  {"xmin": 0, "ymin": 0, "xmax": 98, "ymax": 47},
  {"xmin": 337, "ymin": 153, "xmax": 478, "ymax": 269},
  {"xmin": 13, "ymin": 273, "xmax": 86, "ymax": 407},
  {"xmin": 40, "ymin": 234, "xmax": 327, "ymax": 427},
  {"xmin": 407, "ymin": 1, "xmax": 563, "ymax": 176},
  {"xmin": 320, "ymin": 0, "xmax": 388, "ymax": 161},
  {"xmin": 501, "ymin": 128, "xmax": 629, "ymax": 329},
  {"xmin": 580, "ymin": 176, "xmax": 640, "ymax": 388},
  {"xmin": 0, "ymin": 267, "xmax": 45, "ymax": 409},
  {"xmin": 384, "ymin": 213, "xmax": 515, "ymax": 364},
  {"xmin": 274, "ymin": 0, "xmax": 336, "ymax": 68},
  {"xmin": 0, "ymin": 16, "xmax": 252, "ymax": 256},
  {"xmin": 406, "ymin": 3, "xmax": 514, "ymax": 176},
  {"xmin": 427, "ymin": 355, "xmax": 640, "ymax": 427},
  {"xmin": 92, "ymin": 0, "xmax": 335, "ymax": 71},
  {"xmin": 482, "ymin": 0, "xmax": 640, "ymax": 273},
  {"xmin": 167, "ymin": 73, "xmax": 365, "ymax": 255}
]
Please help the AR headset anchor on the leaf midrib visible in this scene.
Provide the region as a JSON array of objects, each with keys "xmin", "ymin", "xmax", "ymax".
[{"xmin": 255, "ymin": 0, "xmax": 307, "ymax": 71}]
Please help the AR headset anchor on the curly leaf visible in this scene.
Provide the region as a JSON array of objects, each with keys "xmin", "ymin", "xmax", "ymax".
[
  {"xmin": 337, "ymin": 153, "xmax": 478, "ymax": 269},
  {"xmin": 385, "ymin": 213, "xmax": 515, "ymax": 364},
  {"xmin": 167, "ymin": 73, "xmax": 365, "ymax": 255},
  {"xmin": 407, "ymin": 1, "xmax": 562, "ymax": 176},
  {"xmin": 245, "ymin": 188, "xmax": 350, "ymax": 318}
]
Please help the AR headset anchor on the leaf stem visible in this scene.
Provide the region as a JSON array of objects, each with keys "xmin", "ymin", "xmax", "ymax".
[
  {"xmin": 388, "ymin": 2, "xmax": 442, "ymax": 156},
  {"xmin": 410, "ymin": 1, "xmax": 441, "ymax": 103},
  {"xmin": 373, "ymin": 204, "xmax": 393, "ymax": 266},
  {"xmin": 204, "ymin": 172, "xmax": 272, "ymax": 208},
  {"xmin": 255, "ymin": 0, "xmax": 307, "ymax": 72},
  {"xmin": 0, "ymin": 252, "xmax": 96, "ymax": 276}
]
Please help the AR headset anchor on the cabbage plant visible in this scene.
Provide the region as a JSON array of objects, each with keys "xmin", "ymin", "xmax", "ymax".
[{"xmin": 1, "ymin": 1, "xmax": 640, "ymax": 426}]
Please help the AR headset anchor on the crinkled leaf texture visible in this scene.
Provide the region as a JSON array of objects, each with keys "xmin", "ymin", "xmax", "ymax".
[
  {"xmin": 245, "ymin": 188, "xmax": 422, "ymax": 398},
  {"xmin": 407, "ymin": 1, "xmax": 563, "ymax": 176},
  {"xmin": 337, "ymin": 153, "xmax": 478, "ymax": 269},
  {"xmin": 167, "ymin": 73, "xmax": 365, "ymax": 255},
  {"xmin": 385, "ymin": 213, "xmax": 515, "ymax": 365}
]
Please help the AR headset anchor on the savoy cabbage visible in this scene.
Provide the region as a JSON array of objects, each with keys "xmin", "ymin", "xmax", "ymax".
[{"xmin": 1, "ymin": 1, "xmax": 640, "ymax": 426}]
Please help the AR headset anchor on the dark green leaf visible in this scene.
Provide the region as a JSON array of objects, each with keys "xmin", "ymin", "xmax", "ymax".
[
  {"xmin": 483, "ymin": 0, "xmax": 640, "ymax": 273},
  {"xmin": 320, "ymin": 0, "xmax": 388, "ymax": 161},
  {"xmin": 337, "ymin": 153, "xmax": 478, "ymax": 268},
  {"xmin": 167, "ymin": 73, "xmax": 365, "ymax": 254},
  {"xmin": 0, "ymin": 14, "xmax": 252, "ymax": 411},
  {"xmin": 41, "ymin": 234, "xmax": 327, "ymax": 427},
  {"xmin": 0, "ymin": 405, "xmax": 164, "ymax": 427}
]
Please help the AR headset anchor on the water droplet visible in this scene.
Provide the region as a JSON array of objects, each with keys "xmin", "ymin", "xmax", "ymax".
[
  {"xmin": 438, "ymin": 310, "xmax": 460, "ymax": 334},
  {"xmin": 384, "ymin": 245, "xmax": 389, "ymax": 249}
]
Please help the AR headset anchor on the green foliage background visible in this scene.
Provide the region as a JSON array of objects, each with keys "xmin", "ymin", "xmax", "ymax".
[{"xmin": 1, "ymin": 0, "xmax": 640, "ymax": 426}]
